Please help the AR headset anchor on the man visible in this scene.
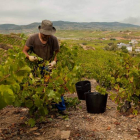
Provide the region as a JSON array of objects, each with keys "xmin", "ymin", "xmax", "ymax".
[{"xmin": 23, "ymin": 20, "xmax": 66, "ymax": 114}]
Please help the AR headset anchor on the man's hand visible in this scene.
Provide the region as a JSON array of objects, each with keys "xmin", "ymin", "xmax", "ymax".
[
  {"xmin": 29, "ymin": 56, "xmax": 38, "ymax": 62},
  {"xmin": 48, "ymin": 61, "xmax": 56, "ymax": 69}
]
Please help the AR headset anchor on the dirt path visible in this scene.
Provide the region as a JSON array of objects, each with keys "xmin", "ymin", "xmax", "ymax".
[{"xmin": 0, "ymin": 79, "xmax": 140, "ymax": 140}]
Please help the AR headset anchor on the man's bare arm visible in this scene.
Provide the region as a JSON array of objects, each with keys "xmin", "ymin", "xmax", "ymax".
[{"xmin": 23, "ymin": 45, "xmax": 30, "ymax": 59}]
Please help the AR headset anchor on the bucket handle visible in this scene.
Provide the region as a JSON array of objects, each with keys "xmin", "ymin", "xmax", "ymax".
[
  {"xmin": 84, "ymin": 83, "xmax": 90, "ymax": 86},
  {"xmin": 76, "ymin": 86, "xmax": 82, "ymax": 90}
]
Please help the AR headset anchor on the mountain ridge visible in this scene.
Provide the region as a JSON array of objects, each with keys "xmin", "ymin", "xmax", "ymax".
[{"xmin": 0, "ymin": 21, "xmax": 139, "ymax": 33}]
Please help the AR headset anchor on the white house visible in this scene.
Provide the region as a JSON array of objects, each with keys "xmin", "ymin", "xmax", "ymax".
[
  {"xmin": 127, "ymin": 46, "xmax": 132, "ymax": 52},
  {"xmin": 129, "ymin": 39, "xmax": 138, "ymax": 45},
  {"xmin": 135, "ymin": 47, "xmax": 140, "ymax": 52},
  {"xmin": 117, "ymin": 43, "xmax": 131, "ymax": 48},
  {"xmin": 117, "ymin": 43, "xmax": 132, "ymax": 52}
]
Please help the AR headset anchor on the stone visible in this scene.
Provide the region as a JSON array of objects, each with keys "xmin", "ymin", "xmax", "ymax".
[
  {"xmin": 114, "ymin": 121, "xmax": 120, "ymax": 125},
  {"xmin": 118, "ymin": 135, "xmax": 123, "ymax": 138},
  {"xmin": 61, "ymin": 131, "xmax": 71, "ymax": 139},
  {"xmin": 55, "ymin": 129, "xmax": 61, "ymax": 137},
  {"xmin": 92, "ymin": 116, "xmax": 96, "ymax": 119},
  {"xmin": 129, "ymin": 129, "xmax": 138, "ymax": 135},
  {"xmin": 111, "ymin": 118, "xmax": 117, "ymax": 122},
  {"xmin": 118, "ymin": 128, "xmax": 122, "ymax": 131},
  {"xmin": 128, "ymin": 115, "xmax": 135, "ymax": 118},
  {"xmin": 21, "ymin": 108, "xmax": 29, "ymax": 112},
  {"xmin": 28, "ymin": 127, "xmax": 38, "ymax": 132},
  {"xmin": 106, "ymin": 126, "xmax": 111, "ymax": 130},
  {"xmin": 20, "ymin": 130, "xmax": 24, "ymax": 135},
  {"xmin": 132, "ymin": 118, "xmax": 137, "ymax": 122},
  {"xmin": 11, "ymin": 132, "xmax": 18, "ymax": 136},
  {"xmin": 34, "ymin": 133, "xmax": 40, "ymax": 136}
]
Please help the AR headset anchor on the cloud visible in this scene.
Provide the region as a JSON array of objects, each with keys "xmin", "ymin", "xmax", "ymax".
[
  {"xmin": 122, "ymin": 17, "xmax": 140, "ymax": 26},
  {"xmin": 0, "ymin": 0, "xmax": 140, "ymax": 24}
]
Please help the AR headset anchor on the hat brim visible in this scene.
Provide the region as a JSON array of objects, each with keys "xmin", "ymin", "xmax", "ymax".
[{"xmin": 38, "ymin": 25, "xmax": 56, "ymax": 35}]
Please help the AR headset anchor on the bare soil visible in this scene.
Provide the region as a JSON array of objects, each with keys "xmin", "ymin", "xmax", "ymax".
[
  {"xmin": 0, "ymin": 79, "xmax": 140, "ymax": 140},
  {"xmin": 0, "ymin": 44, "xmax": 12, "ymax": 50},
  {"xmin": 79, "ymin": 44, "xmax": 95, "ymax": 51}
]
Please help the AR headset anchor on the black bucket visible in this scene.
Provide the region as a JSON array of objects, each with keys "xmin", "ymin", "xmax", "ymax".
[
  {"xmin": 85, "ymin": 92, "xmax": 108, "ymax": 113},
  {"xmin": 75, "ymin": 81, "xmax": 91, "ymax": 100}
]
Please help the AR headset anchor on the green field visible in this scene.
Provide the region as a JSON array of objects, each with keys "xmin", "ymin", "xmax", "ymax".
[
  {"xmin": 55, "ymin": 30, "xmax": 140, "ymax": 40},
  {"xmin": 0, "ymin": 30, "xmax": 140, "ymax": 116}
]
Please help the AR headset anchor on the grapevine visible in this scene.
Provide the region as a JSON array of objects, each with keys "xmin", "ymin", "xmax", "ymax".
[{"xmin": 0, "ymin": 40, "xmax": 82, "ymax": 126}]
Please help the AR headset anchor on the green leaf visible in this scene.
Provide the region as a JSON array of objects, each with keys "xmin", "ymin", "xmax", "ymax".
[
  {"xmin": 15, "ymin": 75, "xmax": 24, "ymax": 82},
  {"xmin": 132, "ymin": 109, "xmax": 138, "ymax": 115},
  {"xmin": 39, "ymin": 107, "xmax": 48, "ymax": 116},
  {"xmin": 25, "ymin": 100, "xmax": 33, "ymax": 108},
  {"xmin": 3, "ymin": 89, "xmax": 15, "ymax": 104},
  {"xmin": 28, "ymin": 118, "xmax": 36, "ymax": 127},
  {"xmin": 129, "ymin": 77, "xmax": 134, "ymax": 83},
  {"xmin": 48, "ymin": 90, "xmax": 55, "ymax": 99},
  {"xmin": 14, "ymin": 99, "xmax": 21, "ymax": 107},
  {"xmin": 19, "ymin": 65, "xmax": 31, "ymax": 72},
  {"xmin": 0, "ymin": 85, "xmax": 15, "ymax": 105},
  {"xmin": 126, "ymin": 64, "xmax": 129, "ymax": 69},
  {"xmin": 10, "ymin": 83, "xmax": 20, "ymax": 93},
  {"xmin": 110, "ymin": 94, "xmax": 117, "ymax": 100},
  {"xmin": 0, "ymin": 93, "xmax": 7, "ymax": 109},
  {"xmin": 114, "ymin": 84, "xmax": 119, "ymax": 91},
  {"xmin": 116, "ymin": 78, "xmax": 121, "ymax": 82},
  {"xmin": 34, "ymin": 98, "xmax": 43, "ymax": 107}
]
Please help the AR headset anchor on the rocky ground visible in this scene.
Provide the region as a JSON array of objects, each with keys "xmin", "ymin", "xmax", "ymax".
[{"xmin": 0, "ymin": 79, "xmax": 140, "ymax": 140}]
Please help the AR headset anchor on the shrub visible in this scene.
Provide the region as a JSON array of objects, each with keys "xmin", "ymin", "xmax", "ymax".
[{"xmin": 121, "ymin": 46, "xmax": 128, "ymax": 53}]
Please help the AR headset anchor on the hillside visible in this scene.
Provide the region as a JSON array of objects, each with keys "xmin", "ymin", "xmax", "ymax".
[
  {"xmin": 0, "ymin": 21, "xmax": 140, "ymax": 34},
  {"xmin": 0, "ymin": 33, "xmax": 140, "ymax": 139}
]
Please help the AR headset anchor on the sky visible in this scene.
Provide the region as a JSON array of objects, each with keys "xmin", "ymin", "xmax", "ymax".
[{"xmin": 1, "ymin": 0, "xmax": 140, "ymax": 25}]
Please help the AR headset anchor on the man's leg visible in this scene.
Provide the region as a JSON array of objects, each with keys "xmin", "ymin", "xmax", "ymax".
[
  {"xmin": 55, "ymin": 96, "xmax": 66, "ymax": 111},
  {"xmin": 41, "ymin": 66, "xmax": 67, "ymax": 114}
]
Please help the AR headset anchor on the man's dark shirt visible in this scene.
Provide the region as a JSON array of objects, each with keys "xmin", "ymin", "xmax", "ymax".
[{"xmin": 26, "ymin": 33, "xmax": 59, "ymax": 60}]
